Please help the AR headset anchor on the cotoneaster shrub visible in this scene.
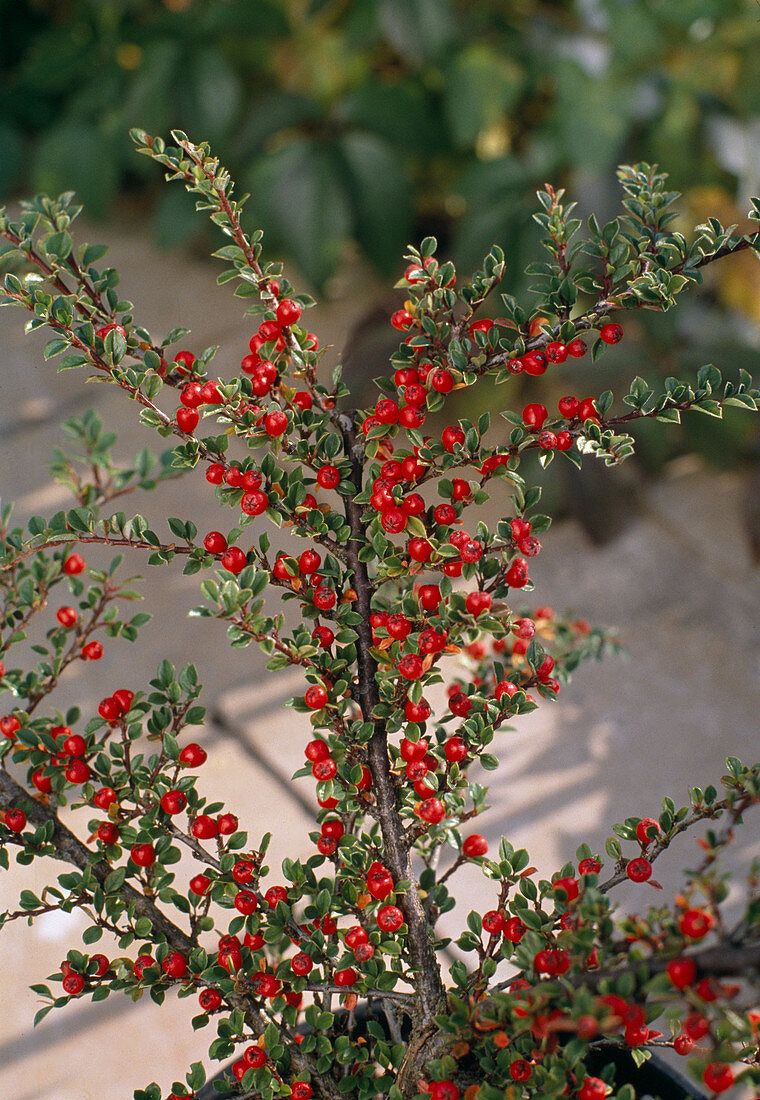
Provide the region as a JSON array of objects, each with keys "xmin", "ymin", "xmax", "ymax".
[{"xmin": 1, "ymin": 131, "xmax": 759, "ymax": 1100}]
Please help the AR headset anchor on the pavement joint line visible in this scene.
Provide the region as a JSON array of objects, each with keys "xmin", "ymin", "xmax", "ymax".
[{"xmin": 209, "ymin": 705, "xmax": 316, "ymax": 819}]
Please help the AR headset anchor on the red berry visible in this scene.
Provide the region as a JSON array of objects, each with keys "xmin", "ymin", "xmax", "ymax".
[
  {"xmin": 112, "ymin": 688, "xmax": 134, "ymax": 714},
  {"xmin": 265, "ymin": 885, "xmax": 288, "ymax": 910},
  {"xmin": 90, "ymin": 953, "xmax": 110, "ymax": 977},
  {"xmin": 679, "ymin": 908, "xmax": 714, "ymax": 940},
  {"xmin": 81, "ymin": 640, "xmax": 103, "ymax": 660},
  {"xmin": 32, "ymin": 769, "xmax": 52, "ymax": 794},
  {"xmin": 579, "ymin": 397, "xmax": 598, "ymax": 421},
  {"xmin": 444, "ymin": 737, "xmax": 467, "ymax": 762},
  {"xmin": 232, "ymin": 860, "xmax": 255, "ymax": 884},
  {"xmin": 217, "ymin": 812, "xmax": 238, "ymax": 835},
  {"xmin": 441, "ymin": 425, "xmax": 465, "ymax": 452},
  {"xmin": 398, "ymin": 654, "xmax": 423, "ymax": 680},
  {"xmin": 673, "ymin": 1034, "xmax": 693, "ymax": 1056},
  {"xmin": 176, "ymin": 406, "xmax": 199, "ymax": 433},
  {"xmin": 305, "ymin": 684, "xmax": 328, "ymax": 710},
  {"xmin": 408, "ymin": 537, "xmax": 432, "ymax": 562},
  {"xmin": 56, "ymin": 606, "xmax": 78, "ymax": 627},
  {"xmin": 431, "ymin": 368, "xmax": 454, "ymax": 393},
  {"xmin": 523, "ymin": 403, "xmax": 548, "ymax": 431},
  {"xmin": 62, "ymin": 553, "xmax": 86, "ymax": 575},
  {"xmin": 377, "ymin": 905, "xmax": 404, "ymax": 932},
  {"xmin": 179, "ymin": 743, "xmax": 207, "ymax": 767},
  {"xmin": 578, "ymin": 1077, "xmax": 607, "ymax": 1100},
  {"xmin": 635, "ymin": 817, "xmax": 661, "ymax": 845},
  {"xmin": 4, "ymin": 808, "xmax": 26, "ymax": 833},
  {"xmin": 241, "ymin": 489, "xmax": 269, "ymax": 516},
  {"xmin": 553, "ymin": 876, "xmax": 580, "ymax": 902},
  {"xmin": 418, "ymin": 797, "xmax": 445, "ymax": 824},
  {"xmin": 684, "ymin": 1012, "xmax": 709, "ymax": 1040},
  {"xmin": 390, "ymin": 309, "xmax": 414, "ymax": 330},
  {"xmin": 160, "ymin": 790, "xmax": 187, "ymax": 815},
  {"xmin": 93, "ymin": 787, "xmax": 117, "ymax": 809},
  {"xmin": 133, "ymin": 954, "xmax": 155, "ymax": 980},
  {"xmin": 503, "ymin": 916, "xmax": 525, "ymax": 943},
  {"xmin": 190, "ymin": 874, "xmax": 211, "ymax": 895},
  {"xmin": 567, "ymin": 338, "xmax": 587, "ymax": 358},
  {"xmin": 505, "ymin": 557, "xmax": 529, "ymax": 588},
  {"xmin": 578, "ymin": 857, "xmax": 601, "ymax": 875},
  {"xmin": 626, "ymin": 857, "xmax": 652, "ymax": 883},
  {"xmin": 203, "ymin": 531, "xmax": 227, "ymax": 555},
  {"xmin": 130, "ymin": 843, "xmax": 155, "ymax": 867},
  {"xmin": 205, "ymin": 462, "xmax": 225, "ymax": 484},
  {"xmin": 465, "ymin": 591, "xmax": 491, "ymax": 617},
  {"xmin": 417, "ymin": 584, "xmax": 441, "ymax": 611},
  {"xmin": 509, "ymin": 1060, "xmax": 532, "ymax": 1082},
  {"xmin": 334, "ymin": 967, "xmax": 357, "ymax": 986},
  {"xmin": 545, "ymin": 341, "xmax": 567, "ymax": 363},
  {"xmin": 264, "ymin": 410, "xmax": 288, "ymax": 436},
  {"xmin": 367, "ymin": 865, "xmax": 394, "ymax": 900},
  {"xmin": 276, "ymin": 298, "xmax": 302, "ymax": 326},
  {"xmin": 244, "ymin": 1044, "xmax": 267, "ymax": 1068},
  {"xmin": 234, "ymin": 890, "xmax": 259, "ymax": 915},
  {"xmin": 462, "ymin": 834, "xmax": 488, "ymax": 858},
  {"xmin": 429, "ymin": 1083, "xmax": 459, "ymax": 1100},
  {"xmin": 63, "ymin": 734, "xmax": 86, "ymax": 757},
  {"xmin": 221, "ymin": 547, "xmax": 247, "ymax": 574},
  {"xmin": 199, "ymin": 987, "xmax": 222, "ymax": 1012},
  {"xmin": 313, "ymin": 586, "xmax": 337, "ymax": 611},
  {"xmin": 522, "ymin": 350, "xmax": 547, "ymax": 376},
  {"xmin": 702, "ymin": 1064, "xmax": 734, "ymax": 1093},
  {"xmin": 291, "ymin": 1084, "xmax": 313, "ymax": 1100},
  {"xmin": 97, "ymin": 822, "xmax": 119, "ymax": 845},
  {"xmin": 0, "ymin": 715, "xmax": 20, "ymax": 740},
  {"xmin": 316, "ymin": 465, "xmax": 340, "ymax": 490},
  {"xmin": 65, "ymin": 759, "xmax": 90, "ymax": 783},
  {"xmin": 312, "ymin": 758, "xmax": 337, "ymax": 781},
  {"xmin": 599, "ymin": 323, "xmax": 623, "ymax": 345},
  {"xmin": 162, "ymin": 952, "xmax": 188, "ymax": 979},
  {"xmin": 666, "ymin": 957, "xmax": 697, "ymax": 990},
  {"xmin": 191, "ymin": 814, "xmax": 218, "ymax": 840},
  {"xmin": 62, "ymin": 972, "xmax": 85, "ymax": 995}
]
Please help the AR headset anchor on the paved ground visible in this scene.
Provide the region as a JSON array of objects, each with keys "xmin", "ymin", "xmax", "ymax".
[{"xmin": 0, "ymin": 217, "xmax": 759, "ymax": 1099}]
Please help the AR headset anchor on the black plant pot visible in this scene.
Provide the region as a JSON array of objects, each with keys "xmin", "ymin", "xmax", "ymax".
[{"xmin": 197, "ymin": 1006, "xmax": 707, "ymax": 1100}]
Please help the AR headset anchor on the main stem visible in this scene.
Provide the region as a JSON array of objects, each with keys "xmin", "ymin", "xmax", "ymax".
[{"xmin": 339, "ymin": 415, "xmax": 446, "ymax": 1040}]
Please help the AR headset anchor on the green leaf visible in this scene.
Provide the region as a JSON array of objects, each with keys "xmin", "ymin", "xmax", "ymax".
[
  {"xmin": 444, "ymin": 44, "xmax": 524, "ymax": 149},
  {"xmin": 58, "ymin": 352, "xmax": 89, "ymax": 371},
  {"xmin": 245, "ymin": 139, "xmax": 351, "ymax": 290},
  {"xmin": 45, "ymin": 231, "xmax": 73, "ymax": 260},
  {"xmin": 378, "ymin": 0, "xmax": 455, "ymax": 65},
  {"xmin": 338, "ymin": 133, "xmax": 413, "ymax": 274},
  {"xmin": 31, "ymin": 121, "xmax": 118, "ymax": 219}
]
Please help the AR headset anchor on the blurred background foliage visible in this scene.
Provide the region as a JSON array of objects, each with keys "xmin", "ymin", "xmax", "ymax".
[{"xmin": 2, "ymin": 0, "xmax": 760, "ymax": 531}]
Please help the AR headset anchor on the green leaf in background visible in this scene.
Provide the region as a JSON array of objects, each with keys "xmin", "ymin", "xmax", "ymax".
[
  {"xmin": 245, "ymin": 139, "xmax": 352, "ymax": 290},
  {"xmin": 234, "ymin": 91, "xmax": 319, "ymax": 161},
  {"xmin": 151, "ymin": 187, "xmax": 205, "ymax": 251},
  {"xmin": 31, "ymin": 120, "xmax": 118, "ymax": 218},
  {"xmin": 451, "ymin": 156, "xmax": 529, "ymax": 271},
  {"xmin": 444, "ymin": 44, "xmax": 525, "ymax": 150},
  {"xmin": 181, "ymin": 51, "xmax": 242, "ymax": 145},
  {"xmin": 0, "ymin": 123, "xmax": 24, "ymax": 198},
  {"xmin": 338, "ymin": 133, "xmax": 413, "ymax": 275},
  {"xmin": 378, "ymin": 0, "xmax": 455, "ymax": 65},
  {"xmin": 550, "ymin": 63, "xmax": 634, "ymax": 173},
  {"xmin": 338, "ymin": 78, "xmax": 443, "ymax": 155}
]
